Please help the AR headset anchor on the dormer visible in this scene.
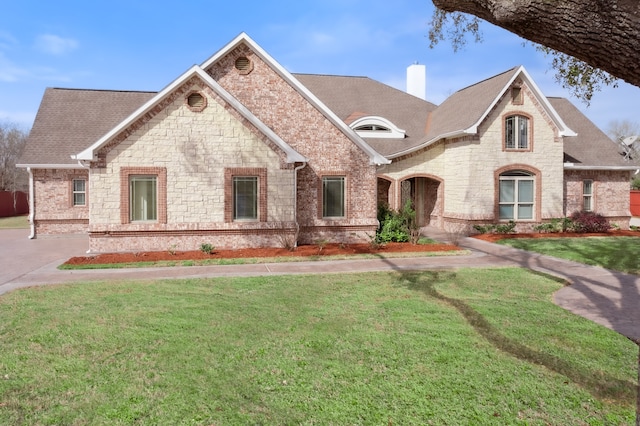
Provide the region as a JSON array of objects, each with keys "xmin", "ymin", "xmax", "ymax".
[{"xmin": 351, "ymin": 116, "xmax": 406, "ymax": 139}]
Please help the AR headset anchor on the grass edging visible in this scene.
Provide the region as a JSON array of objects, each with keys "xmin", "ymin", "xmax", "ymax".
[{"xmin": 58, "ymin": 249, "xmax": 470, "ymax": 270}]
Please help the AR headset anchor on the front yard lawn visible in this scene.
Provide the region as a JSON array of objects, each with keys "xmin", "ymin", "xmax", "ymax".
[
  {"xmin": 497, "ymin": 236, "xmax": 640, "ymax": 274},
  {"xmin": 0, "ymin": 269, "xmax": 636, "ymax": 424}
]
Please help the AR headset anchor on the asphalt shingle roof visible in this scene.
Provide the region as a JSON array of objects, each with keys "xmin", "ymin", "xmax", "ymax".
[{"xmin": 19, "ymin": 88, "xmax": 155, "ymax": 166}]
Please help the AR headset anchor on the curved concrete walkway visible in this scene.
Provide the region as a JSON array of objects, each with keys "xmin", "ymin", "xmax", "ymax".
[{"xmin": 1, "ymin": 227, "xmax": 638, "ymax": 342}]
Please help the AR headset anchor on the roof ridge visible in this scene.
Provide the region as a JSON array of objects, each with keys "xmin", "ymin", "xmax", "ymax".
[
  {"xmin": 48, "ymin": 87, "xmax": 158, "ymax": 94},
  {"xmin": 454, "ymin": 66, "xmax": 520, "ymax": 93}
]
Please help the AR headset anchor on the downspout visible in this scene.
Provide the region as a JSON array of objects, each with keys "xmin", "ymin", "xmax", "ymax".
[
  {"xmin": 293, "ymin": 161, "xmax": 307, "ymax": 248},
  {"xmin": 27, "ymin": 167, "xmax": 35, "ymax": 239}
]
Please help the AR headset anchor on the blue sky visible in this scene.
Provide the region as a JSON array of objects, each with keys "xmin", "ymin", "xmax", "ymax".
[{"xmin": 1, "ymin": 0, "xmax": 638, "ymax": 135}]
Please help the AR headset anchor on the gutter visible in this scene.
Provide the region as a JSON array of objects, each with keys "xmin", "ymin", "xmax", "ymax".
[
  {"xmin": 27, "ymin": 167, "xmax": 35, "ymax": 239},
  {"xmin": 563, "ymin": 163, "xmax": 640, "ymax": 171}
]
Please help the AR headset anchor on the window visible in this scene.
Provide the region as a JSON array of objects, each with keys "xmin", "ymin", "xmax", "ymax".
[
  {"xmin": 322, "ymin": 176, "xmax": 345, "ymax": 218},
  {"xmin": 233, "ymin": 176, "xmax": 258, "ymax": 220},
  {"xmin": 583, "ymin": 180, "xmax": 593, "ymax": 211},
  {"xmin": 72, "ymin": 179, "xmax": 86, "ymax": 206},
  {"xmin": 129, "ymin": 175, "xmax": 157, "ymax": 221},
  {"xmin": 505, "ymin": 115, "xmax": 529, "ymax": 150},
  {"xmin": 499, "ymin": 171, "xmax": 534, "ymax": 220},
  {"xmin": 354, "ymin": 124, "xmax": 391, "ymax": 132}
]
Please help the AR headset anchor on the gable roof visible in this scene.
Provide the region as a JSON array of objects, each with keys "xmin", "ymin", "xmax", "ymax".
[
  {"xmin": 387, "ymin": 66, "xmax": 577, "ymax": 159},
  {"xmin": 201, "ymin": 33, "xmax": 390, "ymax": 165},
  {"xmin": 17, "ymin": 88, "xmax": 155, "ymax": 167},
  {"xmin": 549, "ymin": 97, "xmax": 638, "ymax": 170},
  {"xmin": 293, "ymin": 74, "xmax": 436, "ymax": 157},
  {"xmin": 73, "ymin": 66, "xmax": 306, "ymax": 164}
]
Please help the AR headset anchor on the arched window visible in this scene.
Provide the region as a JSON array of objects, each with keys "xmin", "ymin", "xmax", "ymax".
[
  {"xmin": 350, "ymin": 116, "xmax": 405, "ymax": 139},
  {"xmin": 505, "ymin": 115, "xmax": 529, "ymax": 150},
  {"xmin": 499, "ymin": 170, "xmax": 534, "ymax": 220}
]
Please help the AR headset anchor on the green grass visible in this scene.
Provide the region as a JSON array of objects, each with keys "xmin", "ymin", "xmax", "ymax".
[
  {"xmin": 0, "ymin": 215, "xmax": 29, "ymax": 229},
  {"xmin": 498, "ymin": 236, "xmax": 640, "ymax": 274},
  {"xmin": 0, "ymin": 269, "xmax": 636, "ymax": 424}
]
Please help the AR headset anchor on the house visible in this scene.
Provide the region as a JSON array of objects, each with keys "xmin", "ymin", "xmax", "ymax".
[{"xmin": 17, "ymin": 33, "xmax": 637, "ymax": 253}]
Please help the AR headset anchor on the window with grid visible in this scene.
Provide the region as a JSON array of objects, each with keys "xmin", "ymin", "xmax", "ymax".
[
  {"xmin": 322, "ymin": 176, "xmax": 345, "ymax": 218},
  {"xmin": 72, "ymin": 179, "xmax": 86, "ymax": 206},
  {"xmin": 233, "ymin": 176, "xmax": 258, "ymax": 220},
  {"xmin": 583, "ymin": 180, "xmax": 593, "ymax": 211},
  {"xmin": 129, "ymin": 175, "xmax": 157, "ymax": 221},
  {"xmin": 499, "ymin": 171, "xmax": 534, "ymax": 220},
  {"xmin": 505, "ymin": 115, "xmax": 529, "ymax": 150}
]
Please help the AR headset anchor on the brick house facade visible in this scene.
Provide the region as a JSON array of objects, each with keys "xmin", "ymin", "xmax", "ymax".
[{"xmin": 17, "ymin": 33, "xmax": 636, "ymax": 252}]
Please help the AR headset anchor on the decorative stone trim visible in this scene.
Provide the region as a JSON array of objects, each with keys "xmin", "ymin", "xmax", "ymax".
[
  {"xmin": 494, "ymin": 164, "xmax": 542, "ymax": 222},
  {"xmin": 224, "ymin": 168, "xmax": 267, "ymax": 223},
  {"xmin": 234, "ymin": 56, "xmax": 254, "ymax": 75},
  {"xmin": 185, "ymin": 91, "xmax": 207, "ymax": 112},
  {"xmin": 502, "ymin": 111, "xmax": 534, "ymax": 152},
  {"xmin": 119, "ymin": 167, "xmax": 167, "ymax": 224}
]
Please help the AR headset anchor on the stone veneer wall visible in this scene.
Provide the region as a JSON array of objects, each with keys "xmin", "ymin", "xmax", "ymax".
[
  {"xmin": 88, "ymin": 78, "xmax": 300, "ymax": 253},
  {"xmin": 382, "ymin": 81, "xmax": 565, "ymax": 232},
  {"xmin": 564, "ymin": 169, "xmax": 632, "ymax": 229},
  {"xmin": 32, "ymin": 168, "xmax": 89, "ymax": 235},
  {"xmin": 205, "ymin": 44, "xmax": 378, "ymax": 245}
]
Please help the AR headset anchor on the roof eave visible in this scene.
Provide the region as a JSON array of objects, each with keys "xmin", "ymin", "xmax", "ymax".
[
  {"xmin": 202, "ymin": 33, "xmax": 390, "ymax": 166},
  {"xmin": 386, "ymin": 129, "xmax": 474, "ymax": 160},
  {"xmin": 563, "ymin": 163, "xmax": 639, "ymax": 171},
  {"xmin": 16, "ymin": 163, "xmax": 85, "ymax": 169},
  {"xmin": 74, "ymin": 64, "xmax": 307, "ymax": 164}
]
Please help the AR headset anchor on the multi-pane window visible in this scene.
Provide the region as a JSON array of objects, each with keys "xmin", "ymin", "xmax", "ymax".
[
  {"xmin": 505, "ymin": 115, "xmax": 529, "ymax": 150},
  {"xmin": 499, "ymin": 171, "xmax": 534, "ymax": 220},
  {"xmin": 583, "ymin": 180, "xmax": 593, "ymax": 211},
  {"xmin": 129, "ymin": 175, "xmax": 157, "ymax": 221},
  {"xmin": 233, "ymin": 176, "xmax": 258, "ymax": 220},
  {"xmin": 72, "ymin": 179, "xmax": 86, "ymax": 206},
  {"xmin": 322, "ymin": 176, "xmax": 345, "ymax": 218}
]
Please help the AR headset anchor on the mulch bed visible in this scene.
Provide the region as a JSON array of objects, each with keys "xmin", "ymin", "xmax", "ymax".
[{"xmin": 63, "ymin": 242, "xmax": 461, "ymax": 266}]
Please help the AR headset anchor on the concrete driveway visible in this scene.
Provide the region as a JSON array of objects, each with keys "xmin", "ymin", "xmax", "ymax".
[{"xmin": 0, "ymin": 229, "xmax": 89, "ymax": 286}]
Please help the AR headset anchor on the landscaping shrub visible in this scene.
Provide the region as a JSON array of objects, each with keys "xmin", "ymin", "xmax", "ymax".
[
  {"xmin": 376, "ymin": 200, "xmax": 418, "ymax": 243},
  {"xmin": 569, "ymin": 211, "xmax": 611, "ymax": 233},
  {"xmin": 532, "ymin": 217, "xmax": 573, "ymax": 233},
  {"xmin": 473, "ymin": 221, "xmax": 515, "ymax": 234},
  {"xmin": 199, "ymin": 243, "xmax": 215, "ymax": 254}
]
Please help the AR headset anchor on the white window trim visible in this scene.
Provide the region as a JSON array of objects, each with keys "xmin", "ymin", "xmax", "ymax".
[
  {"xmin": 350, "ymin": 116, "xmax": 405, "ymax": 139},
  {"xmin": 72, "ymin": 178, "xmax": 86, "ymax": 206}
]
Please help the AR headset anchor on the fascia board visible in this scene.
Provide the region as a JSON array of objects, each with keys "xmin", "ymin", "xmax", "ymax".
[
  {"xmin": 16, "ymin": 163, "xmax": 84, "ymax": 169},
  {"xmin": 74, "ymin": 65, "xmax": 306, "ymax": 164},
  {"xmin": 386, "ymin": 129, "xmax": 473, "ymax": 160},
  {"xmin": 563, "ymin": 163, "xmax": 639, "ymax": 171},
  {"xmin": 202, "ymin": 33, "xmax": 390, "ymax": 166},
  {"xmin": 73, "ymin": 65, "xmax": 204, "ymax": 161},
  {"xmin": 469, "ymin": 66, "xmax": 577, "ymax": 137}
]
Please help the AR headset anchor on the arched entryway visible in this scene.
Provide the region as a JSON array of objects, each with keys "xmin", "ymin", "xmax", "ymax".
[{"xmin": 399, "ymin": 175, "xmax": 443, "ymax": 227}]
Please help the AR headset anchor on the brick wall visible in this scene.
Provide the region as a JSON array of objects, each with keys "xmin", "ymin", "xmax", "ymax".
[
  {"xmin": 564, "ymin": 169, "xmax": 631, "ymax": 228},
  {"xmin": 32, "ymin": 168, "xmax": 89, "ymax": 235},
  {"xmin": 205, "ymin": 44, "xmax": 378, "ymax": 245}
]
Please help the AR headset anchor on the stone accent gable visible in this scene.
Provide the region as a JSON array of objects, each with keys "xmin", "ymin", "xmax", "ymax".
[{"xmin": 93, "ymin": 77, "xmax": 293, "ymax": 169}]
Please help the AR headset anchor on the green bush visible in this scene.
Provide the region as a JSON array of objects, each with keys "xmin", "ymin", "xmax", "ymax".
[
  {"xmin": 631, "ymin": 175, "xmax": 640, "ymax": 190},
  {"xmin": 376, "ymin": 200, "xmax": 418, "ymax": 243},
  {"xmin": 200, "ymin": 243, "xmax": 215, "ymax": 254},
  {"xmin": 532, "ymin": 217, "xmax": 573, "ymax": 233}
]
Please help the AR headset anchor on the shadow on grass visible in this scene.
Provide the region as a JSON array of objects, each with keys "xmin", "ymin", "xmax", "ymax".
[{"xmin": 395, "ymin": 270, "xmax": 635, "ymax": 406}]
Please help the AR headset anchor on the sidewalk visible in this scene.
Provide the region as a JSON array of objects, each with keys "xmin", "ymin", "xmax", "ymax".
[{"xmin": 1, "ymin": 227, "xmax": 639, "ymax": 342}]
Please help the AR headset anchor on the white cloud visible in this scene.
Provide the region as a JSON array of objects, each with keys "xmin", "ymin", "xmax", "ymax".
[{"xmin": 35, "ymin": 34, "xmax": 79, "ymax": 55}]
